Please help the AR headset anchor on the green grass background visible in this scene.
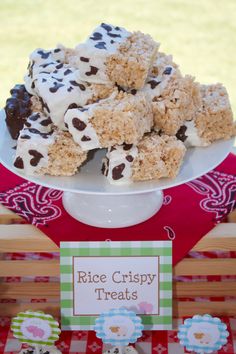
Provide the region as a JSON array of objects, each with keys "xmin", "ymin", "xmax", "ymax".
[{"xmin": 0, "ymin": 0, "xmax": 235, "ymax": 118}]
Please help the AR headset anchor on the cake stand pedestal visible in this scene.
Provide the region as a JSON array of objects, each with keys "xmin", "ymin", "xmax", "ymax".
[{"xmin": 62, "ymin": 190, "xmax": 163, "ymax": 228}]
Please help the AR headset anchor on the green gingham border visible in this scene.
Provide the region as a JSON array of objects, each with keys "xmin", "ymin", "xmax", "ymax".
[{"xmin": 60, "ymin": 241, "xmax": 172, "ymax": 330}]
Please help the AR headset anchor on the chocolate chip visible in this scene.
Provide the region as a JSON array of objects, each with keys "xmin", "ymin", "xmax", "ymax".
[
  {"xmin": 21, "ymin": 134, "xmax": 31, "ymax": 139},
  {"xmin": 49, "ymin": 82, "xmax": 64, "ymax": 93},
  {"xmin": 29, "ymin": 113, "xmax": 40, "ymax": 121},
  {"xmin": 56, "ymin": 63, "xmax": 63, "ymax": 69},
  {"xmin": 42, "ymin": 78, "xmax": 47, "ymax": 83},
  {"xmin": 29, "ymin": 149, "xmax": 44, "ymax": 166},
  {"xmin": 40, "ymin": 62, "xmax": 54, "ymax": 68},
  {"xmin": 95, "ymin": 41, "xmax": 107, "ymax": 50},
  {"xmin": 80, "ymin": 57, "xmax": 90, "ymax": 62},
  {"xmin": 126, "ymin": 155, "xmax": 134, "ymax": 162},
  {"xmin": 110, "ymin": 146, "xmax": 116, "ymax": 152},
  {"xmin": 130, "ymin": 89, "xmax": 137, "ymax": 95},
  {"xmin": 176, "ymin": 125, "xmax": 188, "ymax": 142},
  {"xmin": 114, "ymin": 348, "xmax": 120, "ymax": 353},
  {"xmin": 69, "ymin": 80, "xmax": 84, "ymax": 88},
  {"xmin": 148, "ymin": 80, "xmax": 161, "ymax": 89},
  {"xmin": 64, "ymin": 69, "xmax": 72, "ymax": 75},
  {"xmin": 163, "ymin": 66, "xmax": 172, "ymax": 75},
  {"xmin": 37, "ymin": 50, "xmax": 50, "ymax": 59},
  {"xmin": 101, "ymin": 23, "xmax": 112, "ymax": 32},
  {"xmin": 81, "ymin": 135, "xmax": 91, "ymax": 141},
  {"xmin": 54, "ymin": 48, "xmax": 61, "ymax": 53},
  {"xmin": 52, "ymin": 76, "xmax": 63, "ymax": 82},
  {"xmin": 85, "ymin": 66, "xmax": 98, "ymax": 76},
  {"xmin": 31, "ymin": 81, "xmax": 36, "ymax": 89},
  {"xmin": 12, "ymin": 145, "xmax": 17, "ymax": 150},
  {"xmin": 68, "ymin": 103, "xmax": 79, "ymax": 110},
  {"xmin": 123, "ymin": 143, "xmax": 133, "ymax": 150},
  {"xmin": 72, "ymin": 118, "xmax": 86, "ymax": 131},
  {"xmin": 25, "ymin": 121, "xmax": 31, "ymax": 127},
  {"xmin": 107, "ymin": 32, "xmax": 121, "ymax": 38},
  {"xmin": 110, "ymin": 40, "xmax": 115, "ymax": 44},
  {"xmin": 14, "ymin": 156, "xmax": 24, "ymax": 169},
  {"xmin": 115, "ymin": 26, "xmax": 121, "ymax": 31},
  {"xmin": 112, "ymin": 163, "xmax": 125, "ymax": 180},
  {"xmin": 116, "ymin": 84, "xmax": 126, "ymax": 92},
  {"xmin": 90, "ymin": 32, "xmax": 103, "ymax": 41},
  {"xmin": 65, "ymin": 122, "xmax": 69, "ymax": 129},
  {"xmin": 67, "ymin": 87, "xmax": 73, "ymax": 92},
  {"xmin": 53, "ymin": 70, "xmax": 58, "ymax": 74},
  {"xmin": 40, "ymin": 117, "xmax": 52, "ymax": 126}
]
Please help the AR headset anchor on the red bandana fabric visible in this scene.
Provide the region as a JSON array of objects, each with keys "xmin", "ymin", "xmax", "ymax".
[{"xmin": 0, "ymin": 153, "xmax": 236, "ymax": 265}]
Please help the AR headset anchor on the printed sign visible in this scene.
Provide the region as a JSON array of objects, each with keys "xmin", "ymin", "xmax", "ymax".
[{"xmin": 60, "ymin": 241, "xmax": 172, "ymax": 330}]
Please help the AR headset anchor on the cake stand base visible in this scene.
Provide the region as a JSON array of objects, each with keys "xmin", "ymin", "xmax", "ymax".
[{"xmin": 62, "ymin": 190, "xmax": 164, "ymax": 228}]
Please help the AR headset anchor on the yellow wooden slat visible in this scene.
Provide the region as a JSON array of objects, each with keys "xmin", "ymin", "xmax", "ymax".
[
  {"xmin": 0, "ymin": 260, "xmax": 59, "ymax": 277},
  {"xmin": 174, "ymin": 301, "xmax": 236, "ymax": 317},
  {"xmin": 174, "ymin": 258, "xmax": 236, "ymax": 276},
  {"xmin": 0, "ymin": 302, "xmax": 59, "ymax": 317},
  {"xmin": 192, "ymin": 223, "xmax": 236, "ymax": 251},
  {"xmin": 0, "ymin": 225, "xmax": 59, "ymax": 252},
  {"xmin": 174, "ymin": 281, "xmax": 236, "ymax": 297},
  {"xmin": 0, "ymin": 282, "xmax": 59, "ymax": 299}
]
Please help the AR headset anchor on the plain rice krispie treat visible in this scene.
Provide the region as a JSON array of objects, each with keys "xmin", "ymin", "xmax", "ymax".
[
  {"xmin": 24, "ymin": 48, "xmax": 116, "ymax": 130},
  {"xmin": 70, "ymin": 23, "xmax": 159, "ymax": 89},
  {"xmin": 142, "ymin": 68, "xmax": 201, "ymax": 135},
  {"xmin": 64, "ymin": 91, "xmax": 153, "ymax": 150},
  {"xmin": 176, "ymin": 83, "xmax": 235, "ymax": 146},
  {"xmin": 13, "ymin": 113, "xmax": 87, "ymax": 176},
  {"xmin": 102, "ymin": 133, "xmax": 186, "ymax": 184}
]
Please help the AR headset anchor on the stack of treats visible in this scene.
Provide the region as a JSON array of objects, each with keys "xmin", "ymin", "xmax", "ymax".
[{"xmin": 5, "ymin": 23, "xmax": 236, "ymax": 185}]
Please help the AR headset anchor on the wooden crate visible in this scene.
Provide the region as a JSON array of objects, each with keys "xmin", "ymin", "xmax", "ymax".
[{"xmin": 0, "ymin": 204, "xmax": 236, "ymax": 318}]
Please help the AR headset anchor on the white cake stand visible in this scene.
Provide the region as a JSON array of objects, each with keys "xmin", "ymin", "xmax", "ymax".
[{"xmin": 0, "ymin": 110, "xmax": 234, "ymax": 228}]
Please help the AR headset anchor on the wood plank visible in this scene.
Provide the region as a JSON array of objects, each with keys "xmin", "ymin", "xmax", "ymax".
[
  {"xmin": 192, "ymin": 224, "xmax": 236, "ymax": 251},
  {"xmin": 0, "ymin": 302, "xmax": 60, "ymax": 317},
  {"xmin": 174, "ymin": 301, "xmax": 236, "ymax": 316},
  {"xmin": 0, "ymin": 260, "xmax": 60, "ymax": 277},
  {"xmin": 0, "ymin": 225, "xmax": 58, "ymax": 252},
  {"xmin": 174, "ymin": 258, "xmax": 236, "ymax": 276},
  {"xmin": 0, "ymin": 282, "xmax": 60, "ymax": 299},
  {"xmin": 0, "ymin": 204, "xmax": 24, "ymax": 224},
  {"xmin": 174, "ymin": 281, "xmax": 236, "ymax": 297}
]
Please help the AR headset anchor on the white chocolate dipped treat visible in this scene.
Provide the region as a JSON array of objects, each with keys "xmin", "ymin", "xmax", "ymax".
[
  {"xmin": 73, "ymin": 23, "xmax": 131, "ymax": 84},
  {"xmin": 19, "ymin": 345, "xmax": 61, "ymax": 354},
  {"xmin": 102, "ymin": 143, "xmax": 138, "ymax": 185},
  {"xmin": 176, "ymin": 121, "xmax": 209, "ymax": 147},
  {"xmin": 176, "ymin": 83, "xmax": 234, "ymax": 147},
  {"xmin": 70, "ymin": 23, "xmax": 158, "ymax": 89},
  {"xmin": 24, "ymin": 48, "xmax": 115, "ymax": 130},
  {"xmin": 13, "ymin": 113, "xmax": 87, "ymax": 176},
  {"xmin": 64, "ymin": 91, "xmax": 153, "ymax": 151},
  {"xmin": 102, "ymin": 133, "xmax": 186, "ymax": 184}
]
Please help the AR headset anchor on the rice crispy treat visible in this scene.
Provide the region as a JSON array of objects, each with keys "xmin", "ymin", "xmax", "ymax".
[
  {"xmin": 64, "ymin": 91, "xmax": 153, "ymax": 150},
  {"xmin": 150, "ymin": 51, "xmax": 180, "ymax": 77},
  {"xmin": 5, "ymin": 84, "xmax": 32, "ymax": 139},
  {"xmin": 13, "ymin": 112, "xmax": 87, "ymax": 176},
  {"xmin": 70, "ymin": 23, "xmax": 159, "ymax": 89},
  {"xmin": 176, "ymin": 83, "xmax": 235, "ymax": 146},
  {"xmin": 142, "ymin": 66, "xmax": 201, "ymax": 135},
  {"xmin": 102, "ymin": 133, "xmax": 186, "ymax": 184},
  {"xmin": 24, "ymin": 48, "xmax": 116, "ymax": 130}
]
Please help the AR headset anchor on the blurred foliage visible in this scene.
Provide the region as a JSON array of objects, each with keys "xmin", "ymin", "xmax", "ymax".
[{"xmin": 0, "ymin": 0, "xmax": 235, "ymax": 117}]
